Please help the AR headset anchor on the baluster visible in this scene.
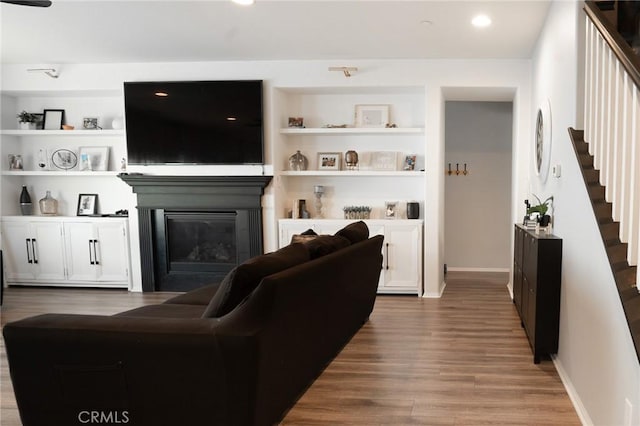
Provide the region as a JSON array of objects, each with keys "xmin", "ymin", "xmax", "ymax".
[{"xmin": 628, "ymin": 88, "xmax": 640, "ymax": 269}]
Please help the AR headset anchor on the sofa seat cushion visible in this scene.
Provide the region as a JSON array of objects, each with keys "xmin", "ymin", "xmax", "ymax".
[
  {"xmin": 115, "ymin": 304, "xmax": 207, "ymax": 318},
  {"xmin": 334, "ymin": 220, "xmax": 369, "ymax": 244},
  {"xmin": 163, "ymin": 283, "xmax": 221, "ymax": 305},
  {"xmin": 202, "ymin": 242, "xmax": 310, "ymax": 318}
]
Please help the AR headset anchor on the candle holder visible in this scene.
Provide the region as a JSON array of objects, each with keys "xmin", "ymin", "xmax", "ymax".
[{"xmin": 314, "ymin": 185, "xmax": 325, "ymax": 218}]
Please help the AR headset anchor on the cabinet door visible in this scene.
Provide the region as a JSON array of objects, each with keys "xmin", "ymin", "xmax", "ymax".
[
  {"xmin": 65, "ymin": 222, "xmax": 98, "ymax": 281},
  {"xmin": 380, "ymin": 224, "xmax": 422, "ymax": 293},
  {"xmin": 31, "ymin": 222, "xmax": 67, "ymax": 281},
  {"xmin": 1, "ymin": 221, "xmax": 36, "ymax": 281},
  {"xmin": 94, "ymin": 222, "xmax": 129, "ymax": 283}
]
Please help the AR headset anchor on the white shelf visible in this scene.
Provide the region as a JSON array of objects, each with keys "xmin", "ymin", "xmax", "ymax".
[
  {"xmin": 1, "ymin": 130, "xmax": 124, "ymax": 137},
  {"xmin": 280, "ymin": 127, "xmax": 423, "ymax": 135},
  {"xmin": 2, "ymin": 171, "xmax": 121, "ymax": 177},
  {"xmin": 279, "ymin": 170, "xmax": 425, "ymax": 177}
]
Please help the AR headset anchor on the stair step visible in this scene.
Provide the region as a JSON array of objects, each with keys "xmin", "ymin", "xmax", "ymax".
[
  {"xmin": 594, "ymin": 202, "xmax": 613, "ymax": 221},
  {"xmin": 588, "ymin": 184, "xmax": 606, "ymax": 201},
  {"xmin": 612, "ymin": 261, "xmax": 630, "ymax": 273},
  {"xmin": 601, "ymin": 221, "xmax": 621, "ymax": 242},
  {"xmin": 607, "ymin": 243, "xmax": 629, "ymax": 264},
  {"xmin": 579, "ymin": 153, "xmax": 594, "ymax": 167},
  {"xmin": 583, "ymin": 168, "xmax": 600, "ymax": 184},
  {"xmin": 615, "ymin": 266, "xmax": 637, "ymax": 290}
]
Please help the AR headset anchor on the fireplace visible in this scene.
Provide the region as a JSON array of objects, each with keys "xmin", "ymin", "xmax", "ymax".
[{"xmin": 120, "ymin": 175, "xmax": 272, "ymax": 291}]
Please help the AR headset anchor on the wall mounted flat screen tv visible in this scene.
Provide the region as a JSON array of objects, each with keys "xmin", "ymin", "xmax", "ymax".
[{"xmin": 123, "ymin": 80, "xmax": 263, "ymax": 165}]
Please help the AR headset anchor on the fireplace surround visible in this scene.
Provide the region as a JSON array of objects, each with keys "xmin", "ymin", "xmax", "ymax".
[{"xmin": 120, "ymin": 174, "xmax": 272, "ymax": 291}]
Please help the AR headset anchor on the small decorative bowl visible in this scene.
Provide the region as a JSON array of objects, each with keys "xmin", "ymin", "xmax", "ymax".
[{"xmin": 62, "ymin": 125, "xmax": 74, "ymax": 130}]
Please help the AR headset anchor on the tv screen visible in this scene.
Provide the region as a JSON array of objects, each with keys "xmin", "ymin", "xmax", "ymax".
[{"xmin": 123, "ymin": 80, "xmax": 264, "ymax": 165}]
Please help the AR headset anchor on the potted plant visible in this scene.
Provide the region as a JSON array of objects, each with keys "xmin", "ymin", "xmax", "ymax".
[
  {"xmin": 17, "ymin": 110, "xmax": 36, "ymax": 130},
  {"xmin": 527, "ymin": 194, "xmax": 553, "ymax": 226}
]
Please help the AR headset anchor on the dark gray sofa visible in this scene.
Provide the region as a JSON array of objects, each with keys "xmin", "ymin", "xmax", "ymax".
[{"xmin": 3, "ymin": 222, "xmax": 384, "ymax": 426}]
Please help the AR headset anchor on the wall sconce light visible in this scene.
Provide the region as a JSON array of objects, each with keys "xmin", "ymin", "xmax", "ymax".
[
  {"xmin": 328, "ymin": 66, "xmax": 358, "ymax": 77},
  {"xmin": 27, "ymin": 68, "xmax": 59, "ymax": 79}
]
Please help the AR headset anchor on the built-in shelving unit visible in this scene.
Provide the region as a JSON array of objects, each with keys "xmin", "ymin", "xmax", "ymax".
[
  {"xmin": 272, "ymin": 85, "xmax": 427, "ymax": 221},
  {"xmin": 1, "ymin": 90, "xmax": 129, "ymax": 217}
]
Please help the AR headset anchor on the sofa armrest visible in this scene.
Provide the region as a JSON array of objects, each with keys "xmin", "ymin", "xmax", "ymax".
[{"xmin": 3, "ymin": 314, "xmax": 244, "ymax": 425}]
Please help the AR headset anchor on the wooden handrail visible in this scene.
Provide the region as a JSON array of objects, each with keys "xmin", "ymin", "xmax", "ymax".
[{"xmin": 585, "ymin": 1, "xmax": 640, "ymax": 90}]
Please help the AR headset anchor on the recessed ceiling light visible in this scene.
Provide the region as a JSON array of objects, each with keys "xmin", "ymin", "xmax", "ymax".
[
  {"xmin": 155, "ymin": 92, "xmax": 169, "ymax": 97},
  {"xmin": 232, "ymin": 0, "xmax": 254, "ymax": 5},
  {"xmin": 420, "ymin": 20, "xmax": 433, "ymax": 26},
  {"xmin": 472, "ymin": 14, "xmax": 491, "ymax": 28},
  {"xmin": 227, "ymin": 117, "xmax": 237, "ymax": 121}
]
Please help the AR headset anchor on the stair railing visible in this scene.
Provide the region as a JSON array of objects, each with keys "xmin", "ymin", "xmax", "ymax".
[{"xmin": 584, "ymin": 1, "xmax": 640, "ymax": 289}]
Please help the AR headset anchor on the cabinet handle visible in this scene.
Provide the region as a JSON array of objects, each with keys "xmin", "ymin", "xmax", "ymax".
[
  {"xmin": 93, "ymin": 240, "xmax": 100, "ymax": 265},
  {"xmin": 25, "ymin": 239, "xmax": 33, "ymax": 264},
  {"xmin": 31, "ymin": 239, "xmax": 38, "ymax": 264},
  {"xmin": 385, "ymin": 243, "xmax": 390, "ymax": 270},
  {"xmin": 89, "ymin": 240, "xmax": 95, "ymax": 265}
]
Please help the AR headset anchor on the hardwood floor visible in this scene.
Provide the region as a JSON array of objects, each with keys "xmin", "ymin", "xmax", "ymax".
[{"xmin": 0, "ymin": 272, "xmax": 580, "ymax": 425}]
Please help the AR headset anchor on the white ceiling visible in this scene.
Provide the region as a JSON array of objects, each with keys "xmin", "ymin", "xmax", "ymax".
[{"xmin": 0, "ymin": 0, "xmax": 551, "ymax": 65}]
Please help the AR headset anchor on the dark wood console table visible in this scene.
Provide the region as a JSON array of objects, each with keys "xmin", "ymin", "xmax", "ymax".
[{"xmin": 513, "ymin": 224, "xmax": 563, "ymax": 363}]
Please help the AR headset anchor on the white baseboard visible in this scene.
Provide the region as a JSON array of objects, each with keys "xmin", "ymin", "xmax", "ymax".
[
  {"xmin": 447, "ymin": 267, "xmax": 510, "ymax": 273},
  {"xmin": 423, "ymin": 281, "xmax": 446, "ymax": 298},
  {"xmin": 552, "ymin": 354, "xmax": 593, "ymax": 426}
]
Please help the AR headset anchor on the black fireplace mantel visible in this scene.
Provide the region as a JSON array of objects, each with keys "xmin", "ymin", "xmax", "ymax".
[
  {"xmin": 119, "ymin": 174, "xmax": 273, "ymax": 291},
  {"xmin": 119, "ymin": 174, "xmax": 273, "ymax": 209}
]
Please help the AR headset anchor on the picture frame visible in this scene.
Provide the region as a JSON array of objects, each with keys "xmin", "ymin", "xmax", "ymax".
[
  {"xmin": 355, "ymin": 104, "xmax": 389, "ymax": 128},
  {"xmin": 77, "ymin": 194, "xmax": 98, "ymax": 216},
  {"xmin": 288, "ymin": 117, "xmax": 304, "ymax": 128},
  {"xmin": 83, "ymin": 117, "xmax": 99, "ymax": 130},
  {"xmin": 32, "ymin": 113, "xmax": 44, "ymax": 130},
  {"xmin": 50, "ymin": 148, "xmax": 78, "ymax": 170},
  {"xmin": 371, "ymin": 151, "xmax": 398, "ymax": 171},
  {"xmin": 317, "ymin": 152, "xmax": 341, "ymax": 171},
  {"xmin": 43, "ymin": 109, "xmax": 65, "ymax": 130},
  {"xmin": 78, "ymin": 146, "xmax": 110, "ymax": 171},
  {"xmin": 403, "ymin": 154, "xmax": 417, "ymax": 171},
  {"xmin": 385, "ymin": 201, "xmax": 398, "ymax": 219}
]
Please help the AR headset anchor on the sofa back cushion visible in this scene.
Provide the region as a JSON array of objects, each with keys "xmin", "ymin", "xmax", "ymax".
[
  {"xmin": 334, "ymin": 220, "xmax": 369, "ymax": 244},
  {"xmin": 201, "ymin": 243, "xmax": 310, "ymax": 318},
  {"xmin": 303, "ymin": 235, "xmax": 350, "ymax": 259}
]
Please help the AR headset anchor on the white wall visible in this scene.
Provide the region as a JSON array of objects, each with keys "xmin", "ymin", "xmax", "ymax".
[
  {"xmin": 444, "ymin": 101, "xmax": 513, "ymax": 271},
  {"xmin": 1, "ymin": 59, "xmax": 532, "ymax": 297},
  {"xmin": 531, "ymin": 1, "xmax": 640, "ymax": 424}
]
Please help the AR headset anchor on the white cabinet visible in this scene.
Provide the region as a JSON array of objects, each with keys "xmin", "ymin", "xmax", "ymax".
[
  {"xmin": 2, "ymin": 220, "xmax": 66, "ymax": 282},
  {"xmin": 65, "ymin": 221, "xmax": 130, "ymax": 283},
  {"xmin": 380, "ymin": 223, "xmax": 422, "ymax": 292},
  {"xmin": 1, "ymin": 217, "xmax": 130, "ymax": 288},
  {"xmin": 279, "ymin": 219, "xmax": 423, "ymax": 295}
]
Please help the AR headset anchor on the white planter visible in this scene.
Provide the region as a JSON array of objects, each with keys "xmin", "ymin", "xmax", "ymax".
[{"xmin": 19, "ymin": 122, "xmax": 35, "ymax": 130}]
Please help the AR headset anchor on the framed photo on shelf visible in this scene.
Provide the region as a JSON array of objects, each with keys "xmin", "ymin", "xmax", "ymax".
[
  {"xmin": 83, "ymin": 117, "xmax": 99, "ymax": 130},
  {"xmin": 43, "ymin": 109, "xmax": 65, "ymax": 130},
  {"xmin": 385, "ymin": 201, "xmax": 398, "ymax": 219},
  {"xmin": 32, "ymin": 113, "xmax": 44, "ymax": 130},
  {"xmin": 288, "ymin": 117, "xmax": 304, "ymax": 128},
  {"xmin": 403, "ymin": 154, "xmax": 417, "ymax": 171},
  {"xmin": 317, "ymin": 152, "xmax": 341, "ymax": 171},
  {"xmin": 355, "ymin": 104, "xmax": 389, "ymax": 128},
  {"xmin": 78, "ymin": 146, "xmax": 110, "ymax": 171},
  {"xmin": 77, "ymin": 194, "xmax": 98, "ymax": 216},
  {"xmin": 371, "ymin": 151, "xmax": 398, "ymax": 171}
]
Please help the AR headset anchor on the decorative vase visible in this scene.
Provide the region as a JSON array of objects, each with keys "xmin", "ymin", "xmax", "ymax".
[
  {"xmin": 345, "ymin": 150, "xmax": 359, "ymax": 170},
  {"xmin": 39, "ymin": 190, "xmax": 58, "ymax": 215},
  {"xmin": 288, "ymin": 150, "xmax": 308, "ymax": 171},
  {"xmin": 19, "ymin": 122, "xmax": 34, "ymax": 130},
  {"xmin": 539, "ymin": 214, "xmax": 551, "ymax": 227},
  {"xmin": 111, "ymin": 116, "xmax": 124, "ymax": 130},
  {"xmin": 407, "ymin": 202, "xmax": 420, "ymax": 219},
  {"xmin": 20, "ymin": 185, "xmax": 32, "ymax": 215}
]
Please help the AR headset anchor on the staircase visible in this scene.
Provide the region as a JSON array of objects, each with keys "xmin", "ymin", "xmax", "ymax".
[{"xmin": 572, "ymin": 1, "xmax": 640, "ymax": 358}]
